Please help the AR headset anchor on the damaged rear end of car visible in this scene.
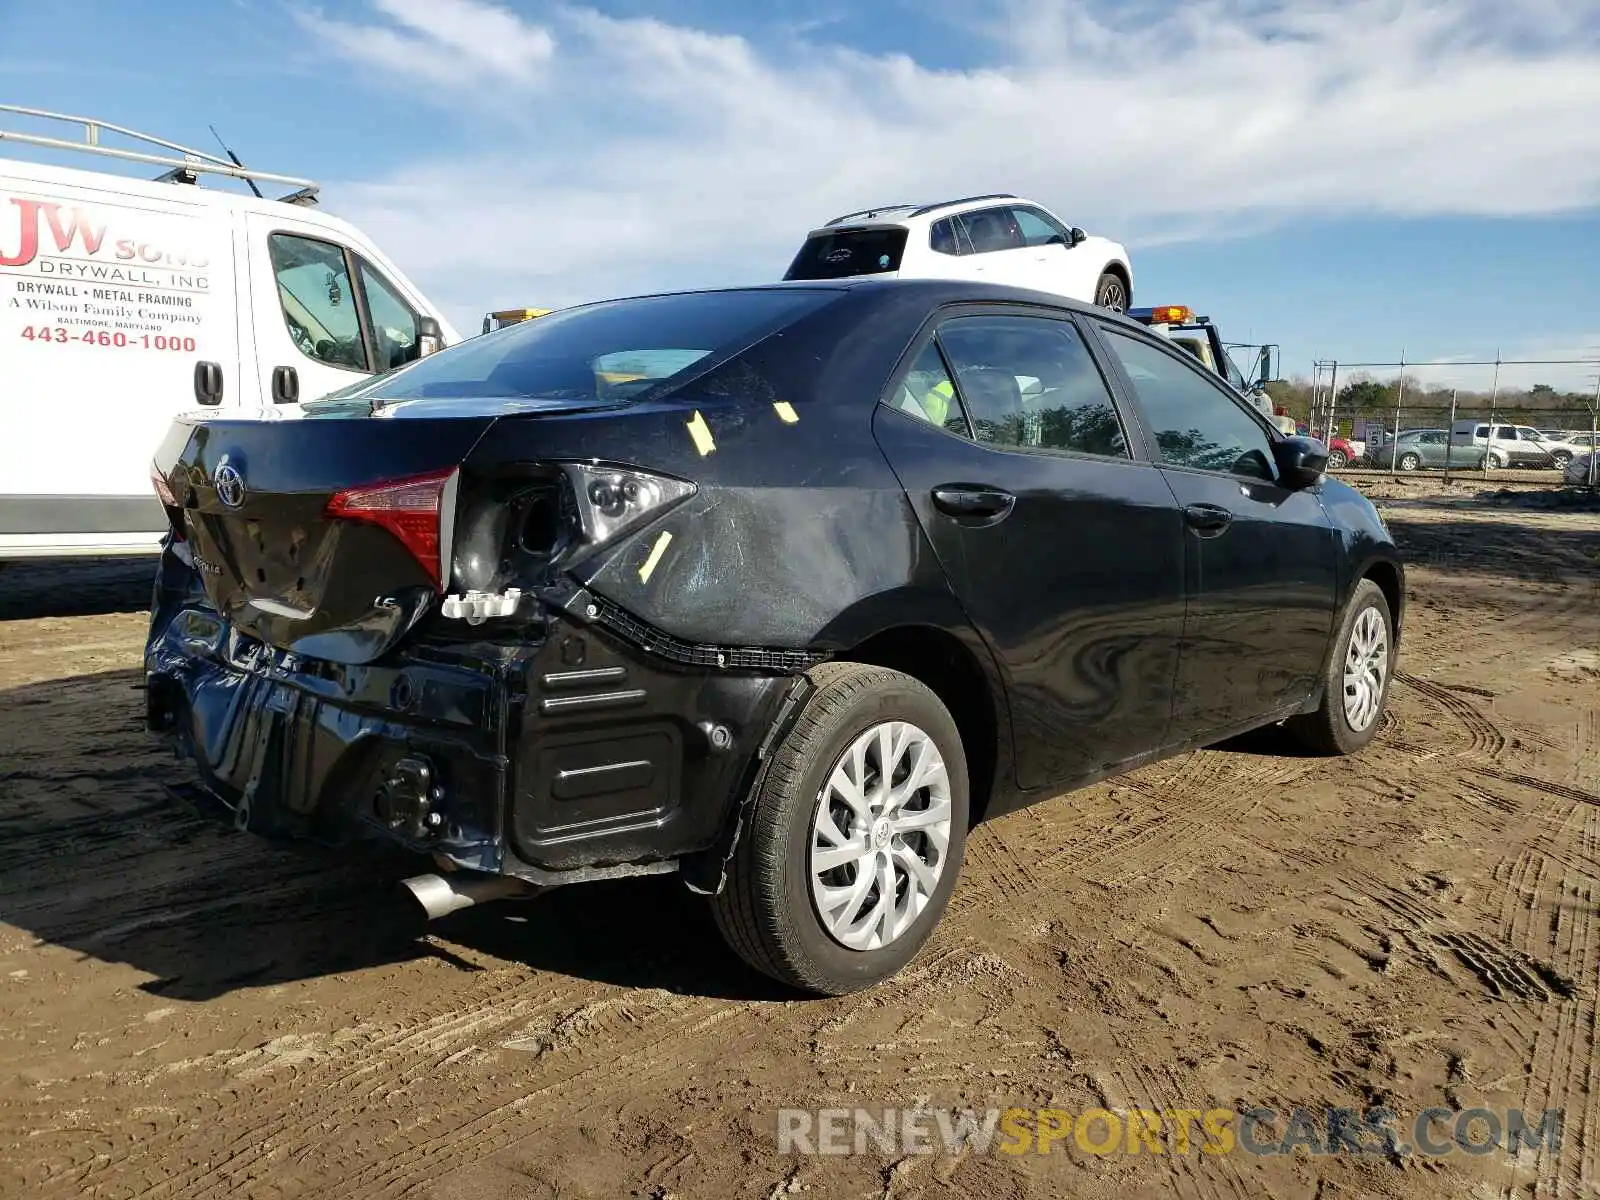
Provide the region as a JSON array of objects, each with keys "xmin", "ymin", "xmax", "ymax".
[{"xmin": 145, "ymin": 286, "xmax": 861, "ymax": 911}]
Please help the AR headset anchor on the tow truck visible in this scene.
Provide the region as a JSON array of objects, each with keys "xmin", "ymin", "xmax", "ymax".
[
  {"xmin": 481, "ymin": 307, "xmax": 553, "ymax": 335},
  {"xmin": 1128, "ymin": 305, "xmax": 1296, "ymax": 435}
]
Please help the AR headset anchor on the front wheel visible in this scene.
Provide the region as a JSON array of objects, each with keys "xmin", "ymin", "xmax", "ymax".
[
  {"xmin": 1326, "ymin": 448, "xmax": 1349, "ymax": 470},
  {"xmin": 1286, "ymin": 579, "xmax": 1395, "ymax": 756},
  {"xmin": 1092, "ymin": 271, "xmax": 1128, "ymax": 313},
  {"xmin": 711, "ymin": 662, "xmax": 970, "ymax": 995},
  {"xmin": 1551, "ymin": 451, "xmax": 1572, "ymax": 470}
]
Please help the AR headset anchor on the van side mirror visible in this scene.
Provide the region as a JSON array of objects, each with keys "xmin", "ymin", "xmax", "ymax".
[
  {"xmin": 1273, "ymin": 435, "xmax": 1328, "ymax": 489},
  {"xmin": 418, "ymin": 316, "xmax": 443, "ymax": 358}
]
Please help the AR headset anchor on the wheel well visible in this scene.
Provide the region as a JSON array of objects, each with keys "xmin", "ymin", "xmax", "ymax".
[
  {"xmin": 1363, "ymin": 560, "xmax": 1403, "ymax": 633},
  {"xmin": 842, "ymin": 626, "xmax": 999, "ymax": 826},
  {"xmin": 1103, "ymin": 261, "xmax": 1131, "ymax": 301}
]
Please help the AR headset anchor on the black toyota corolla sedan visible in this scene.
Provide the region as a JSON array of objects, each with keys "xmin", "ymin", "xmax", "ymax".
[{"xmin": 146, "ymin": 279, "xmax": 1403, "ymax": 995}]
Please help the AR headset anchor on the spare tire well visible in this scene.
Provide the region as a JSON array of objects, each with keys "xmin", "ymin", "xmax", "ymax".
[{"xmin": 843, "ymin": 626, "xmax": 999, "ymax": 826}]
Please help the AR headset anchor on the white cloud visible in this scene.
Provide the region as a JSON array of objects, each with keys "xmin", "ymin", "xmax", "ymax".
[
  {"xmin": 301, "ymin": 0, "xmax": 1600, "ymax": 334},
  {"xmin": 293, "ymin": 0, "xmax": 554, "ymax": 88}
]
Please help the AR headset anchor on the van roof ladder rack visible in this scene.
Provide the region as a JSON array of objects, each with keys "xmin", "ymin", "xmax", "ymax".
[{"xmin": 0, "ymin": 103, "xmax": 319, "ymax": 204}]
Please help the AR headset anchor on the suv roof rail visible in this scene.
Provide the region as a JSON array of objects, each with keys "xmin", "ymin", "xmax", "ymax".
[
  {"xmin": 823, "ymin": 203, "xmax": 919, "ymax": 227},
  {"xmin": 0, "ymin": 103, "xmax": 319, "ymax": 203},
  {"xmin": 908, "ymin": 192, "xmax": 1018, "ymax": 218}
]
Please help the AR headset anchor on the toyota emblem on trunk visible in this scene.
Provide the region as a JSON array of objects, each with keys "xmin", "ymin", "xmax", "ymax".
[{"xmin": 213, "ymin": 456, "xmax": 246, "ymax": 508}]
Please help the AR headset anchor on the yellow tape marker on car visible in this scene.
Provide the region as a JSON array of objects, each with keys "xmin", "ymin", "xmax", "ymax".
[
  {"xmin": 687, "ymin": 411, "xmax": 716, "ymax": 456},
  {"xmin": 773, "ymin": 401, "xmax": 799, "ymax": 424},
  {"xmin": 638, "ymin": 530, "xmax": 673, "ymax": 583}
]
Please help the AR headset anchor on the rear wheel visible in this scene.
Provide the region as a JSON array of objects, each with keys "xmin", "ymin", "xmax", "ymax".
[
  {"xmin": 1093, "ymin": 271, "xmax": 1128, "ymax": 313},
  {"xmin": 1397, "ymin": 451, "xmax": 1421, "ymax": 472},
  {"xmin": 711, "ymin": 662, "xmax": 969, "ymax": 995},
  {"xmin": 1286, "ymin": 579, "xmax": 1394, "ymax": 756}
]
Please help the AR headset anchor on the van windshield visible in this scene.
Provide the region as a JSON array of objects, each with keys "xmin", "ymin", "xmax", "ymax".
[{"xmin": 319, "ymin": 288, "xmax": 839, "ymax": 406}]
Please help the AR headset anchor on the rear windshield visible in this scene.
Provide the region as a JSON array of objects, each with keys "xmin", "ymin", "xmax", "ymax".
[
  {"xmin": 333, "ymin": 288, "xmax": 838, "ymax": 404},
  {"xmin": 784, "ymin": 228, "xmax": 909, "ymax": 280}
]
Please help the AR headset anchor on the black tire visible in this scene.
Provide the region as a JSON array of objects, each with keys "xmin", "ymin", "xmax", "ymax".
[
  {"xmin": 1327, "ymin": 448, "xmax": 1349, "ymax": 470},
  {"xmin": 1551, "ymin": 451, "xmax": 1572, "ymax": 470},
  {"xmin": 1397, "ymin": 452, "xmax": 1421, "ymax": 472},
  {"xmin": 1093, "ymin": 271, "xmax": 1129, "ymax": 313},
  {"xmin": 1485, "ymin": 453, "xmax": 1503, "ymax": 470},
  {"xmin": 711, "ymin": 662, "xmax": 970, "ymax": 995},
  {"xmin": 1286, "ymin": 579, "xmax": 1395, "ymax": 756}
]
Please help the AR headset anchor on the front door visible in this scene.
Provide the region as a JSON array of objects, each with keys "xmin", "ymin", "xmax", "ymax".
[
  {"xmin": 244, "ymin": 217, "xmax": 427, "ymax": 406},
  {"xmin": 873, "ymin": 310, "xmax": 1186, "ymax": 790},
  {"xmin": 1093, "ymin": 323, "xmax": 1340, "ymax": 738}
]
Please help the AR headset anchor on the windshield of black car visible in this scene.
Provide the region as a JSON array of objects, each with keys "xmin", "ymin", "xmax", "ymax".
[{"xmin": 319, "ymin": 289, "xmax": 839, "ymax": 404}]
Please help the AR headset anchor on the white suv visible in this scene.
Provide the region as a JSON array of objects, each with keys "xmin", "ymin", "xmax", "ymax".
[{"xmin": 782, "ymin": 193, "xmax": 1134, "ymax": 311}]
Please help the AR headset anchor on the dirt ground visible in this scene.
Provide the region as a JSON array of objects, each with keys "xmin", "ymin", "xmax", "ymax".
[{"xmin": 2, "ymin": 478, "xmax": 1598, "ymax": 1200}]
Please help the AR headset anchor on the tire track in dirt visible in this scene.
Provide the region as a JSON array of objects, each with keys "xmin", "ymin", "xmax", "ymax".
[
  {"xmin": 1395, "ymin": 672, "xmax": 1509, "ymax": 761},
  {"xmin": 45, "ymin": 969, "xmax": 599, "ymax": 1199},
  {"xmin": 1102, "ymin": 1054, "xmax": 1257, "ymax": 1200},
  {"xmin": 333, "ymin": 943, "xmax": 1004, "ymax": 1200},
  {"xmin": 1501, "ymin": 802, "xmax": 1599, "ymax": 1198}
]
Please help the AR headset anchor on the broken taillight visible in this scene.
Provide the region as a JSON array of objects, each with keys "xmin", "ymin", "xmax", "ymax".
[
  {"xmin": 151, "ymin": 461, "xmax": 185, "ymax": 543},
  {"xmin": 324, "ymin": 468, "xmax": 454, "ymax": 588}
]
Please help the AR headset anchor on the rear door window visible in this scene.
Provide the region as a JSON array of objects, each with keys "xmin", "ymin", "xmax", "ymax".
[
  {"xmin": 954, "ymin": 207, "xmax": 1024, "ymax": 255},
  {"xmin": 933, "ymin": 315, "xmax": 1129, "ymax": 458},
  {"xmin": 784, "ymin": 228, "xmax": 909, "ymax": 279}
]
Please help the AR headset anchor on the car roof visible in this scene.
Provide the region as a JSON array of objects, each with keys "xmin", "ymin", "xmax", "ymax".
[
  {"xmin": 559, "ymin": 277, "xmax": 1122, "ymax": 324},
  {"xmin": 818, "ymin": 193, "xmax": 1033, "ymax": 231}
]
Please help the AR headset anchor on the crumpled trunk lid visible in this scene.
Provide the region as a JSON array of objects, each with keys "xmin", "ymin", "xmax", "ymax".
[{"xmin": 155, "ymin": 404, "xmax": 498, "ymax": 663}]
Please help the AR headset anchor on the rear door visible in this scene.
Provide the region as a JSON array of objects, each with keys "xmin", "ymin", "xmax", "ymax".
[
  {"xmin": 0, "ymin": 173, "xmax": 240, "ymax": 543},
  {"xmin": 244, "ymin": 215, "xmax": 429, "ymax": 405},
  {"xmin": 1092, "ymin": 321, "xmax": 1339, "ymax": 738},
  {"xmin": 872, "ymin": 308, "xmax": 1185, "ymax": 790}
]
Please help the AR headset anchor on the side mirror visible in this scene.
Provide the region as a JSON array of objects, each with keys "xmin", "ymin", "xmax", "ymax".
[
  {"xmin": 1273, "ymin": 435, "xmax": 1328, "ymax": 489},
  {"xmin": 417, "ymin": 315, "xmax": 443, "ymax": 358},
  {"xmin": 1068, "ymin": 226, "xmax": 1088, "ymax": 247}
]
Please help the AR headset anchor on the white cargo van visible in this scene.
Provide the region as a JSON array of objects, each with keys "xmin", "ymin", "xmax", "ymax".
[{"xmin": 0, "ymin": 108, "xmax": 460, "ymax": 560}]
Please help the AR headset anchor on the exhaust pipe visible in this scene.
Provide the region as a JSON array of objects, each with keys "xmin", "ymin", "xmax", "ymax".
[{"xmin": 401, "ymin": 871, "xmax": 536, "ymax": 920}]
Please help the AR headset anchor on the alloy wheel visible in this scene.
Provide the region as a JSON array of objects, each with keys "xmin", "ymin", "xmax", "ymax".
[
  {"xmin": 809, "ymin": 720, "xmax": 953, "ymax": 951},
  {"xmin": 1095, "ymin": 277, "xmax": 1127, "ymax": 312},
  {"xmin": 1342, "ymin": 607, "xmax": 1388, "ymax": 733}
]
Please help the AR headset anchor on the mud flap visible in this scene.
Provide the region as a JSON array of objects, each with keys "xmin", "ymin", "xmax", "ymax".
[{"xmin": 680, "ymin": 673, "xmax": 815, "ymax": 897}]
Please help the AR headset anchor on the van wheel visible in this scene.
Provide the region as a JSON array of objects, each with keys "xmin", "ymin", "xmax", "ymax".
[
  {"xmin": 711, "ymin": 662, "xmax": 969, "ymax": 995},
  {"xmin": 1093, "ymin": 272, "xmax": 1128, "ymax": 313},
  {"xmin": 1287, "ymin": 579, "xmax": 1394, "ymax": 756}
]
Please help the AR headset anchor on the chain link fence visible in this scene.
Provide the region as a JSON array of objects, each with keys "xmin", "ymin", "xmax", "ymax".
[{"xmin": 1266, "ymin": 357, "xmax": 1600, "ymax": 488}]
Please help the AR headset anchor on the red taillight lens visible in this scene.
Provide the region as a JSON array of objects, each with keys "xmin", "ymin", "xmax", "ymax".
[
  {"xmin": 324, "ymin": 468, "xmax": 453, "ymax": 589},
  {"xmin": 151, "ymin": 462, "xmax": 177, "ymax": 507},
  {"xmin": 151, "ymin": 461, "xmax": 185, "ymax": 542}
]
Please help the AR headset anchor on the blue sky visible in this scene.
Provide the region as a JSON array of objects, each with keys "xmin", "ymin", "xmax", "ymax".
[{"xmin": 4, "ymin": 0, "xmax": 1599, "ymax": 393}]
